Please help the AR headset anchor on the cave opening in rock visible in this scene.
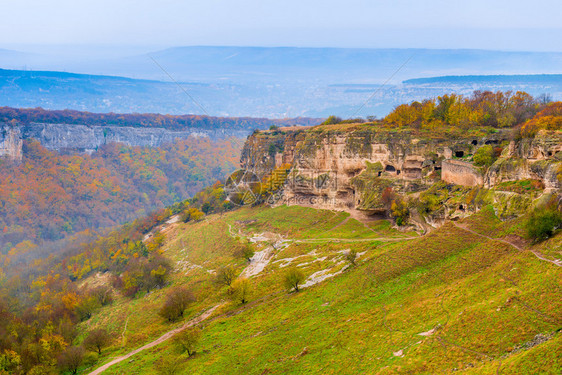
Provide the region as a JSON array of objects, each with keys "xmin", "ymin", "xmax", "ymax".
[
  {"xmin": 455, "ymin": 151, "xmax": 464, "ymax": 158},
  {"xmin": 396, "ymin": 170, "xmax": 401, "ymax": 175},
  {"xmin": 385, "ymin": 164, "xmax": 396, "ymax": 172},
  {"xmin": 471, "ymin": 140, "xmax": 478, "ymax": 145},
  {"xmin": 459, "ymin": 204, "xmax": 465, "ymax": 211}
]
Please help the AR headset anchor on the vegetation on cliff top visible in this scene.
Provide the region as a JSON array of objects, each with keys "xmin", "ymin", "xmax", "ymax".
[
  {"xmin": 314, "ymin": 91, "xmax": 561, "ymax": 140},
  {"xmin": 0, "ymin": 106, "xmax": 318, "ymax": 130}
]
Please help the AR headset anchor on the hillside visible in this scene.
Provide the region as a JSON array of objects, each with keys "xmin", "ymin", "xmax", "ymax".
[
  {"xmin": 0, "ymin": 137, "xmax": 241, "ymax": 253},
  {"xmin": 81, "ymin": 205, "xmax": 561, "ymax": 374},
  {"xmin": 0, "ymin": 92, "xmax": 560, "ymax": 374}
]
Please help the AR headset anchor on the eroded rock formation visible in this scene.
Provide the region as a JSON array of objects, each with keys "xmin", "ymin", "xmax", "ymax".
[
  {"xmin": 441, "ymin": 160, "xmax": 483, "ymax": 187},
  {"xmin": 240, "ymin": 126, "xmax": 562, "ymax": 227},
  {"xmin": 0, "ymin": 125, "xmax": 23, "ymax": 161}
]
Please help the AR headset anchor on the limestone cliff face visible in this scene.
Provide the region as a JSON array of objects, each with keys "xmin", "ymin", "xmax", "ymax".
[
  {"xmin": 485, "ymin": 130, "xmax": 562, "ymax": 191},
  {"xmin": 241, "ymin": 127, "xmax": 510, "ymax": 212},
  {"xmin": 241, "ymin": 126, "xmax": 561, "ymax": 224},
  {"xmin": 0, "ymin": 122, "xmax": 250, "ymax": 159},
  {"xmin": 0, "ymin": 125, "xmax": 23, "ymax": 161},
  {"xmin": 442, "ymin": 160, "xmax": 483, "ymax": 187}
]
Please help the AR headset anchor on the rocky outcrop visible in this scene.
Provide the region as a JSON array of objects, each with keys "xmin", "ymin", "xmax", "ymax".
[
  {"xmin": 0, "ymin": 125, "xmax": 22, "ymax": 161},
  {"xmin": 241, "ymin": 127, "xmax": 512, "ymax": 212},
  {"xmin": 0, "ymin": 122, "xmax": 250, "ymax": 158},
  {"xmin": 442, "ymin": 160, "xmax": 483, "ymax": 187},
  {"xmin": 485, "ymin": 131, "xmax": 562, "ymax": 191},
  {"xmin": 240, "ymin": 126, "xmax": 561, "ymax": 226}
]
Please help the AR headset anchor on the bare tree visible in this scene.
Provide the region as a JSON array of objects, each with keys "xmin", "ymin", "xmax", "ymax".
[
  {"xmin": 83, "ymin": 328, "xmax": 111, "ymax": 355},
  {"xmin": 215, "ymin": 266, "xmax": 237, "ymax": 287},
  {"xmin": 57, "ymin": 346, "xmax": 85, "ymax": 375},
  {"xmin": 159, "ymin": 286, "xmax": 195, "ymax": 322}
]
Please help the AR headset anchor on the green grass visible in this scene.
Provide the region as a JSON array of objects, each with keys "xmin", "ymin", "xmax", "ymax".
[
  {"xmin": 224, "ymin": 205, "xmax": 415, "ymax": 240},
  {"xmin": 80, "ymin": 205, "xmax": 562, "ymax": 375},
  {"xmin": 496, "ymin": 179, "xmax": 544, "ymax": 195}
]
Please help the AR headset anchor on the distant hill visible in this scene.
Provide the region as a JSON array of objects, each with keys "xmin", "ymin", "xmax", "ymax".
[{"xmin": 404, "ymin": 74, "xmax": 562, "ymax": 85}]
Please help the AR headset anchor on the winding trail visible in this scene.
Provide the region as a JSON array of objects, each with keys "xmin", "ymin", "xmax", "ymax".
[
  {"xmin": 88, "ymin": 304, "xmax": 222, "ymax": 375},
  {"xmin": 452, "ymin": 222, "xmax": 561, "ymax": 267}
]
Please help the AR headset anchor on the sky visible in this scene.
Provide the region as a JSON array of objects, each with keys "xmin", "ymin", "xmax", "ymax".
[{"xmin": 1, "ymin": 0, "xmax": 562, "ymax": 51}]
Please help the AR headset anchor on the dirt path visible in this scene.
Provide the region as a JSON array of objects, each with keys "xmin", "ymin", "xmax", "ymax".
[
  {"xmin": 88, "ymin": 304, "xmax": 222, "ymax": 375},
  {"xmin": 452, "ymin": 222, "xmax": 562, "ymax": 267},
  {"xmin": 325, "ymin": 216, "xmax": 351, "ymax": 232},
  {"xmin": 293, "ymin": 236, "xmax": 419, "ymax": 243}
]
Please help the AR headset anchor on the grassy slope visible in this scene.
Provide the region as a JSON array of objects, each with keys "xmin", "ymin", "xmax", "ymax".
[{"xmin": 80, "ymin": 205, "xmax": 561, "ymax": 374}]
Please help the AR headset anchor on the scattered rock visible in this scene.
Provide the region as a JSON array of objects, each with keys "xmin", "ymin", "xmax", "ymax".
[{"xmin": 418, "ymin": 324, "xmax": 441, "ymax": 337}]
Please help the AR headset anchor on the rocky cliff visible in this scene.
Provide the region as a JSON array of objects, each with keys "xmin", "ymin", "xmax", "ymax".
[
  {"xmin": 239, "ymin": 124, "xmax": 562, "ymax": 229},
  {"xmin": 485, "ymin": 131, "xmax": 562, "ymax": 191},
  {"xmin": 0, "ymin": 122, "xmax": 250, "ymax": 159},
  {"xmin": 0, "ymin": 126, "xmax": 23, "ymax": 161}
]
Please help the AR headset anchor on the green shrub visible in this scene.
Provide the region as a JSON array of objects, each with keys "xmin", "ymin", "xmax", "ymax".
[
  {"xmin": 391, "ymin": 199, "xmax": 409, "ymax": 226},
  {"xmin": 525, "ymin": 209, "xmax": 562, "ymax": 242},
  {"xmin": 345, "ymin": 249, "xmax": 357, "ymax": 267},
  {"xmin": 321, "ymin": 115, "xmax": 342, "ymax": 125},
  {"xmin": 473, "ymin": 145, "xmax": 495, "ymax": 167}
]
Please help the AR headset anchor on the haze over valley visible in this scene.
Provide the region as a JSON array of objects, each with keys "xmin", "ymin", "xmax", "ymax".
[{"xmin": 2, "ymin": 46, "xmax": 562, "ymax": 117}]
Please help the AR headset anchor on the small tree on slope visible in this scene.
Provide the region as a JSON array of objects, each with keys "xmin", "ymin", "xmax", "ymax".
[{"xmin": 284, "ymin": 267, "xmax": 306, "ymax": 292}]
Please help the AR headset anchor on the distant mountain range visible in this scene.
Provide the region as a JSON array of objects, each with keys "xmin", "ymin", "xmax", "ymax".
[
  {"xmin": 1, "ymin": 46, "xmax": 562, "ymax": 117},
  {"xmin": 404, "ymin": 74, "xmax": 562, "ymax": 85}
]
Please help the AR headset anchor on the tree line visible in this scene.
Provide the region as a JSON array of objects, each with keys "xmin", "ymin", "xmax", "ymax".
[{"xmin": 0, "ymin": 106, "xmax": 319, "ymax": 131}]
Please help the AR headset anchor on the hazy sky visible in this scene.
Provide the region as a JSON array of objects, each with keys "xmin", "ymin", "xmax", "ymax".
[{"xmin": 2, "ymin": 0, "xmax": 562, "ymax": 51}]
